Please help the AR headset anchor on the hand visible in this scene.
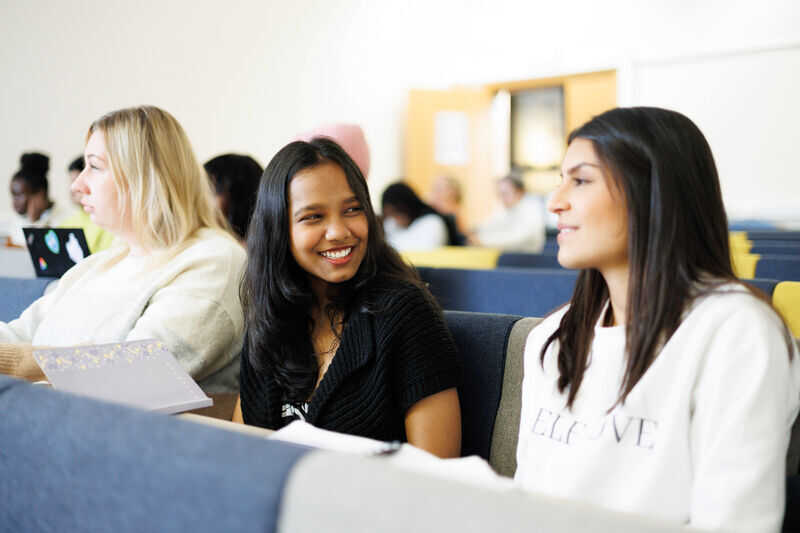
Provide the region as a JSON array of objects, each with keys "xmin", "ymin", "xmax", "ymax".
[{"xmin": 65, "ymin": 232, "xmax": 85, "ymax": 263}]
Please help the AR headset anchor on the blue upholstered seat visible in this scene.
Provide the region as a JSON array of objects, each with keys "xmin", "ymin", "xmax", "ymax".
[
  {"xmin": 746, "ymin": 278, "xmax": 781, "ymax": 298},
  {"xmin": 0, "ymin": 276, "xmax": 52, "ymax": 322},
  {"xmin": 0, "ymin": 376, "xmax": 311, "ymax": 533},
  {"xmin": 444, "ymin": 310, "xmax": 521, "ymax": 461},
  {"xmin": 419, "ymin": 267, "xmax": 577, "ymax": 317},
  {"xmin": 747, "ymin": 230, "xmax": 800, "ymax": 241},
  {"xmin": 750, "ymin": 243, "xmax": 800, "ymax": 256},
  {"xmin": 755, "ymin": 256, "xmax": 800, "ymax": 282},
  {"xmin": 496, "ymin": 252, "xmax": 564, "ymax": 269}
]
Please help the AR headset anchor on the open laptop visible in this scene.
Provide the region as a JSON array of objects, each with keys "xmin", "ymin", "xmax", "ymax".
[{"xmin": 23, "ymin": 227, "xmax": 91, "ymax": 278}]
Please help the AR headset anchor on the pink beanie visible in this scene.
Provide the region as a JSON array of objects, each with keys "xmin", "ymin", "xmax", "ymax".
[{"xmin": 296, "ymin": 123, "xmax": 370, "ymax": 179}]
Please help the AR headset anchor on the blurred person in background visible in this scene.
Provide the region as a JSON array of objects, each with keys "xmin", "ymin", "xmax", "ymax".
[
  {"xmin": 382, "ymin": 182, "xmax": 462, "ymax": 251},
  {"xmin": 204, "ymin": 153, "xmax": 262, "ymax": 242},
  {"xmin": 7, "ymin": 152, "xmax": 69, "ymax": 247},
  {"xmin": 468, "ymin": 173, "xmax": 545, "ymax": 253}
]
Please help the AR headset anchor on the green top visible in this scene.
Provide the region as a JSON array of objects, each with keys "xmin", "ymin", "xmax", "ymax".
[{"xmin": 58, "ymin": 209, "xmax": 116, "ymax": 253}]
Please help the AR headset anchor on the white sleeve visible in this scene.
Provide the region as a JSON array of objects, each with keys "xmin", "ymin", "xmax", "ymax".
[
  {"xmin": 386, "ymin": 214, "xmax": 448, "ymax": 251},
  {"xmin": 125, "ymin": 259, "xmax": 245, "ymax": 382},
  {"xmin": 689, "ymin": 301, "xmax": 800, "ymax": 532}
]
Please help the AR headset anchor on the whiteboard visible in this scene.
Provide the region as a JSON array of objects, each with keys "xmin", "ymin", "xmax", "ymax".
[{"xmin": 633, "ymin": 45, "xmax": 800, "ymax": 222}]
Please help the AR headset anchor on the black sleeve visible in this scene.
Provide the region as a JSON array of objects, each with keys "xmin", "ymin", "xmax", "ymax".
[
  {"xmin": 379, "ymin": 285, "xmax": 462, "ymax": 414},
  {"xmin": 239, "ymin": 333, "xmax": 282, "ymax": 430}
]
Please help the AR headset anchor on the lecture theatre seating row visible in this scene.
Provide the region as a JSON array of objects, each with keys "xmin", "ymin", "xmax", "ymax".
[
  {"xmin": 3, "ymin": 271, "xmax": 796, "ymax": 337},
  {"xmin": 3, "ymin": 307, "xmax": 798, "ymax": 532},
  {"xmin": 416, "ymin": 267, "xmax": 794, "ymax": 331},
  {"xmin": 0, "ymin": 311, "xmax": 721, "ymax": 533},
  {"xmin": 495, "ymin": 251, "xmax": 800, "ymax": 282},
  {"xmin": 401, "ymin": 245, "xmax": 799, "ymax": 282}
]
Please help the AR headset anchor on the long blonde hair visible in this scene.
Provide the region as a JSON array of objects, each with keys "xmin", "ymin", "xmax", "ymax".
[{"xmin": 88, "ymin": 106, "xmax": 227, "ymax": 250}]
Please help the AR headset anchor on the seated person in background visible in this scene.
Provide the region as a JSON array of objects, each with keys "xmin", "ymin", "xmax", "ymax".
[
  {"xmin": 295, "ymin": 123, "xmax": 370, "ymax": 180},
  {"xmin": 427, "ymin": 174, "xmax": 465, "ymax": 235},
  {"xmin": 515, "ymin": 107, "xmax": 800, "ymax": 532},
  {"xmin": 0, "ymin": 106, "xmax": 246, "ymax": 396},
  {"xmin": 234, "ymin": 138, "xmax": 462, "ymax": 458},
  {"xmin": 7, "ymin": 152, "xmax": 70, "ymax": 247},
  {"xmin": 204, "ymin": 153, "xmax": 262, "ymax": 242},
  {"xmin": 468, "ymin": 173, "xmax": 545, "ymax": 253},
  {"xmin": 57, "ymin": 155, "xmax": 115, "ymax": 253},
  {"xmin": 381, "ymin": 182, "xmax": 463, "ymax": 251}
]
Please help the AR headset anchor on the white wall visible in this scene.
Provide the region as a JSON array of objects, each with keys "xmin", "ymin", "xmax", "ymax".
[{"xmin": 1, "ymin": 0, "xmax": 798, "ymax": 223}]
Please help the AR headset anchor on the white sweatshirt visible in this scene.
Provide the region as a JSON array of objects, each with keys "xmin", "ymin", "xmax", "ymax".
[
  {"xmin": 0, "ymin": 228, "xmax": 246, "ymax": 394},
  {"xmin": 515, "ymin": 283, "xmax": 800, "ymax": 532}
]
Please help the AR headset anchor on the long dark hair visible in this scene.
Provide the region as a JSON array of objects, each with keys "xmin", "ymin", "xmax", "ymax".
[
  {"xmin": 204, "ymin": 153, "xmax": 262, "ymax": 238},
  {"xmin": 381, "ymin": 182, "xmax": 461, "ymax": 246},
  {"xmin": 242, "ymin": 138, "xmax": 421, "ymax": 403},
  {"xmin": 543, "ymin": 106, "xmax": 788, "ymax": 409}
]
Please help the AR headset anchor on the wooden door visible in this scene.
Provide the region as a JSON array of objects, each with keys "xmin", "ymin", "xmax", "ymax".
[{"xmin": 405, "ymin": 88, "xmax": 495, "ymax": 230}]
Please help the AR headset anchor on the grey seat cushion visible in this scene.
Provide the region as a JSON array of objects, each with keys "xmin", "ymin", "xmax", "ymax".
[{"xmin": 489, "ymin": 316, "xmax": 542, "ymax": 477}]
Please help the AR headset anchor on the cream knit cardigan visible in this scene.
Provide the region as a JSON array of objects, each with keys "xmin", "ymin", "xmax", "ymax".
[{"xmin": 0, "ymin": 228, "xmax": 246, "ymax": 394}]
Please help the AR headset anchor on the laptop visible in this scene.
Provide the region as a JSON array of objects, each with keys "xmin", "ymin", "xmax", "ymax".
[{"xmin": 23, "ymin": 227, "xmax": 91, "ymax": 278}]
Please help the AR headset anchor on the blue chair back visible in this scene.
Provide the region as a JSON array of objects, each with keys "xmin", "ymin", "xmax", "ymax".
[
  {"xmin": 0, "ymin": 277, "xmax": 52, "ymax": 322},
  {"xmin": 745, "ymin": 278, "xmax": 781, "ymax": 299},
  {"xmin": 444, "ymin": 311, "xmax": 521, "ymax": 461},
  {"xmin": 750, "ymin": 243, "xmax": 800, "ymax": 257},
  {"xmin": 419, "ymin": 267, "xmax": 577, "ymax": 317},
  {"xmin": 0, "ymin": 375, "xmax": 311, "ymax": 533},
  {"xmin": 747, "ymin": 230, "xmax": 800, "ymax": 241},
  {"xmin": 754, "ymin": 256, "xmax": 800, "ymax": 282},
  {"xmin": 497, "ymin": 252, "xmax": 564, "ymax": 269}
]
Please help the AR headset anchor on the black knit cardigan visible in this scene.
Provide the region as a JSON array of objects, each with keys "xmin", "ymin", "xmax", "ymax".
[{"xmin": 239, "ymin": 281, "xmax": 461, "ymax": 443}]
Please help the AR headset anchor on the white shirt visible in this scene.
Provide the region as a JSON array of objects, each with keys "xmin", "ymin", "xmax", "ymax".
[
  {"xmin": 475, "ymin": 193, "xmax": 545, "ymax": 252},
  {"xmin": 385, "ymin": 213, "xmax": 448, "ymax": 251},
  {"xmin": 7, "ymin": 203, "xmax": 71, "ymax": 247},
  {"xmin": 515, "ymin": 284, "xmax": 800, "ymax": 532}
]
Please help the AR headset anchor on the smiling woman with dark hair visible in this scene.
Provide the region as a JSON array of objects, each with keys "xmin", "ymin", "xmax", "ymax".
[
  {"xmin": 234, "ymin": 138, "xmax": 462, "ymax": 458},
  {"xmin": 515, "ymin": 107, "xmax": 799, "ymax": 532}
]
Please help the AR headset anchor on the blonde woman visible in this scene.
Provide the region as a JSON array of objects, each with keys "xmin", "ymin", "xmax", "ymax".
[{"xmin": 0, "ymin": 106, "xmax": 246, "ymax": 397}]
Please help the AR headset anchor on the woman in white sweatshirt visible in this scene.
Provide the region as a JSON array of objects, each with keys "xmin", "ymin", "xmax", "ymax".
[
  {"xmin": 515, "ymin": 107, "xmax": 799, "ymax": 532},
  {"xmin": 0, "ymin": 106, "xmax": 246, "ymax": 395}
]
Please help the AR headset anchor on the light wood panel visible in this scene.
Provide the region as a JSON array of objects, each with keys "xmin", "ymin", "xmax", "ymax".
[
  {"xmin": 405, "ymin": 70, "xmax": 617, "ymax": 230},
  {"xmin": 563, "ymin": 71, "xmax": 617, "ymax": 134},
  {"xmin": 405, "ymin": 88, "xmax": 495, "ymax": 229}
]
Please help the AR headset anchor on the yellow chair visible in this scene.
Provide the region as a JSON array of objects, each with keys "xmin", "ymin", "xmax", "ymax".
[
  {"xmin": 774, "ymin": 281, "xmax": 800, "ymax": 338},
  {"xmin": 732, "ymin": 252, "xmax": 759, "ymax": 279},
  {"xmin": 401, "ymin": 246, "xmax": 501, "ymax": 270},
  {"xmin": 729, "ymin": 231, "xmax": 752, "ymax": 253}
]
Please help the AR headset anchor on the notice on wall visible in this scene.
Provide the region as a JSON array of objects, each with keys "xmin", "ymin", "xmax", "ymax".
[{"xmin": 434, "ymin": 111, "xmax": 470, "ymax": 166}]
